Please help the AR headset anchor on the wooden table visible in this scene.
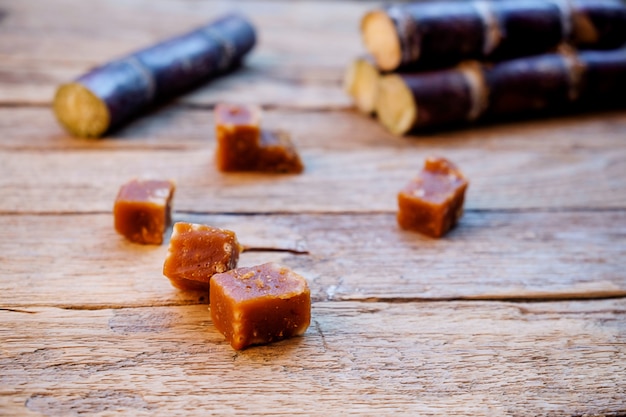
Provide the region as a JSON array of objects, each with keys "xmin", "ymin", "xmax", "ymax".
[{"xmin": 1, "ymin": 1, "xmax": 625, "ymax": 415}]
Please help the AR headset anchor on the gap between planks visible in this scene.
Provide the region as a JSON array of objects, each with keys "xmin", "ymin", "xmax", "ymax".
[
  {"xmin": 0, "ymin": 102, "xmax": 348, "ymax": 112},
  {"xmin": 5, "ymin": 294, "xmax": 626, "ymax": 313},
  {"xmin": 1, "ymin": 207, "xmax": 625, "ymax": 216}
]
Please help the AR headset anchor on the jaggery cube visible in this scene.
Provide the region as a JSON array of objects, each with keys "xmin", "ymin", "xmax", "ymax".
[
  {"xmin": 210, "ymin": 263, "xmax": 311, "ymax": 350},
  {"xmin": 214, "ymin": 103, "xmax": 303, "ymax": 173},
  {"xmin": 397, "ymin": 157, "xmax": 468, "ymax": 238},
  {"xmin": 113, "ymin": 179, "xmax": 175, "ymax": 245},
  {"xmin": 163, "ymin": 222, "xmax": 242, "ymax": 292}
]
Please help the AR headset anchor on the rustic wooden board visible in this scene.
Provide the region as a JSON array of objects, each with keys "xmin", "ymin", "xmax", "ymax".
[
  {"xmin": 1, "ymin": 0, "xmax": 625, "ymax": 414},
  {"xmin": 3, "ymin": 106, "xmax": 626, "ymax": 152},
  {"xmin": 0, "ymin": 0, "xmax": 366, "ymax": 65},
  {"xmin": 1, "ymin": 300, "xmax": 625, "ymax": 416},
  {"xmin": 1, "ymin": 212, "xmax": 624, "ymax": 309},
  {"xmin": 2, "ymin": 131, "xmax": 625, "ymax": 213}
]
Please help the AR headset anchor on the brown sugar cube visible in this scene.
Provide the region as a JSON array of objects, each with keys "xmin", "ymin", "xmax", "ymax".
[
  {"xmin": 163, "ymin": 222, "xmax": 242, "ymax": 292},
  {"xmin": 215, "ymin": 103, "xmax": 262, "ymax": 172},
  {"xmin": 397, "ymin": 157, "xmax": 468, "ymax": 238},
  {"xmin": 113, "ymin": 179, "xmax": 175, "ymax": 245},
  {"xmin": 256, "ymin": 130, "xmax": 304, "ymax": 173},
  {"xmin": 214, "ymin": 103, "xmax": 304, "ymax": 173},
  {"xmin": 210, "ymin": 262, "xmax": 311, "ymax": 350}
]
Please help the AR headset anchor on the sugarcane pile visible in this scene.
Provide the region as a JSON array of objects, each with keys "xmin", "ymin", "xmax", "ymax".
[{"xmin": 345, "ymin": 0, "xmax": 626, "ymax": 135}]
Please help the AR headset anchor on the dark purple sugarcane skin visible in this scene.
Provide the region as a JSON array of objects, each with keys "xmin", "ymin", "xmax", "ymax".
[
  {"xmin": 485, "ymin": 54, "xmax": 571, "ymax": 117},
  {"xmin": 573, "ymin": 0, "xmax": 626, "ymax": 49},
  {"xmin": 489, "ymin": 1, "xmax": 563, "ymax": 60},
  {"xmin": 75, "ymin": 14, "xmax": 256, "ymax": 133},
  {"xmin": 401, "ymin": 70, "xmax": 473, "ymax": 128},
  {"xmin": 77, "ymin": 59, "xmax": 154, "ymax": 130},
  {"xmin": 390, "ymin": 0, "xmax": 626, "ymax": 69},
  {"xmin": 397, "ymin": 2, "xmax": 484, "ymax": 67},
  {"xmin": 392, "ymin": 0, "xmax": 566, "ymax": 68},
  {"xmin": 578, "ymin": 49, "xmax": 626, "ymax": 108}
]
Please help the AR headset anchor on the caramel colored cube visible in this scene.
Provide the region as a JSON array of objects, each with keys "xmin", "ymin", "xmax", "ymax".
[
  {"xmin": 113, "ymin": 179, "xmax": 175, "ymax": 245},
  {"xmin": 210, "ymin": 263, "xmax": 311, "ymax": 350},
  {"xmin": 214, "ymin": 103, "xmax": 303, "ymax": 173},
  {"xmin": 397, "ymin": 157, "xmax": 468, "ymax": 238},
  {"xmin": 163, "ymin": 222, "xmax": 242, "ymax": 292},
  {"xmin": 215, "ymin": 103, "xmax": 262, "ymax": 172},
  {"xmin": 257, "ymin": 130, "xmax": 304, "ymax": 173}
]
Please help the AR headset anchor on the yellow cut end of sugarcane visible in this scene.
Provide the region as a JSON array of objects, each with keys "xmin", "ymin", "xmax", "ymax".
[
  {"xmin": 361, "ymin": 10, "xmax": 402, "ymax": 72},
  {"xmin": 376, "ymin": 74, "xmax": 417, "ymax": 136},
  {"xmin": 343, "ymin": 58, "xmax": 381, "ymax": 115},
  {"xmin": 53, "ymin": 83, "xmax": 110, "ymax": 138}
]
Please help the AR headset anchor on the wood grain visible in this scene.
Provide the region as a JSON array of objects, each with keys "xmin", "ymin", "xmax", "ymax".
[
  {"xmin": 2, "ymin": 123, "xmax": 624, "ymax": 213},
  {"xmin": 1, "ymin": 0, "xmax": 625, "ymax": 415},
  {"xmin": 1, "ymin": 300, "xmax": 625, "ymax": 416},
  {"xmin": 0, "ymin": 0, "xmax": 366, "ymax": 64},
  {"xmin": 1, "ymin": 212, "xmax": 624, "ymax": 309},
  {"xmin": 4, "ymin": 106, "xmax": 626, "ymax": 151}
]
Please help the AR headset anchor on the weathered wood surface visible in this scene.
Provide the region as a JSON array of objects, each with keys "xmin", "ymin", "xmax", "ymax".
[
  {"xmin": 1, "ymin": 0, "xmax": 625, "ymax": 415},
  {"xmin": 1, "ymin": 107, "xmax": 625, "ymax": 213},
  {"xmin": 1, "ymin": 212, "xmax": 625, "ymax": 309},
  {"xmin": 2, "ymin": 300, "xmax": 625, "ymax": 416}
]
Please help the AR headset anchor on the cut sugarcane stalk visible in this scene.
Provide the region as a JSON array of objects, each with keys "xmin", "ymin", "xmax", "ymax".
[
  {"xmin": 376, "ymin": 62, "xmax": 486, "ymax": 134},
  {"xmin": 344, "ymin": 56, "xmax": 381, "ymax": 115},
  {"xmin": 361, "ymin": 0, "xmax": 626, "ymax": 71},
  {"xmin": 376, "ymin": 48, "xmax": 626, "ymax": 135},
  {"xmin": 54, "ymin": 14, "xmax": 256, "ymax": 138}
]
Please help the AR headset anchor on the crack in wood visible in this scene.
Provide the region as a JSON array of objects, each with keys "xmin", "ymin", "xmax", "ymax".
[
  {"xmin": 0, "ymin": 101, "xmax": 49, "ymax": 108},
  {"xmin": 314, "ymin": 319, "xmax": 328, "ymax": 352},
  {"xmin": 242, "ymin": 245, "xmax": 310, "ymax": 255},
  {"xmin": 0, "ymin": 307, "xmax": 37, "ymax": 314},
  {"xmin": 2, "ymin": 208, "xmax": 625, "ymax": 217},
  {"xmin": 6, "ymin": 294, "xmax": 621, "ymax": 313},
  {"xmin": 178, "ymin": 101, "xmax": 349, "ymax": 113},
  {"xmin": 335, "ymin": 294, "xmax": 626, "ymax": 304},
  {"xmin": 55, "ymin": 301, "xmax": 206, "ymax": 311},
  {"xmin": 0, "ymin": 144, "xmax": 191, "ymax": 152},
  {"xmin": 25, "ymin": 390, "xmax": 156, "ymax": 416}
]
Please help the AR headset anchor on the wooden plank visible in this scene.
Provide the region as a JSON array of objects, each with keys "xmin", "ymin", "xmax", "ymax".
[
  {"xmin": 0, "ymin": 0, "xmax": 366, "ymax": 65},
  {"xmin": 1, "ymin": 300, "xmax": 625, "ymax": 416},
  {"xmin": 1, "ymin": 108, "xmax": 625, "ymax": 213},
  {"xmin": 1, "ymin": 212, "xmax": 623, "ymax": 309},
  {"xmin": 0, "ymin": 60, "xmax": 76, "ymax": 105},
  {"xmin": 1, "ymin": 1, "xmax": 624, "ymax": 415},
  {"xmin": 3, "ymin": 106, "xmax": 626, "ymax": 151}
]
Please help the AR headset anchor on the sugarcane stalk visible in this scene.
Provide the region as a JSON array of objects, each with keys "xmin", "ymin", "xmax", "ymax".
[
  {"xmin": 361, "ymin": 0, "xmax": 626, "ymax": 71},
  {"xmin": 376, "ymin": 48, "xmax": 626, "ymax": 135},
  {"xmin": 54, "ymin": 14, "xmax": 256, "ymax": 138}
]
